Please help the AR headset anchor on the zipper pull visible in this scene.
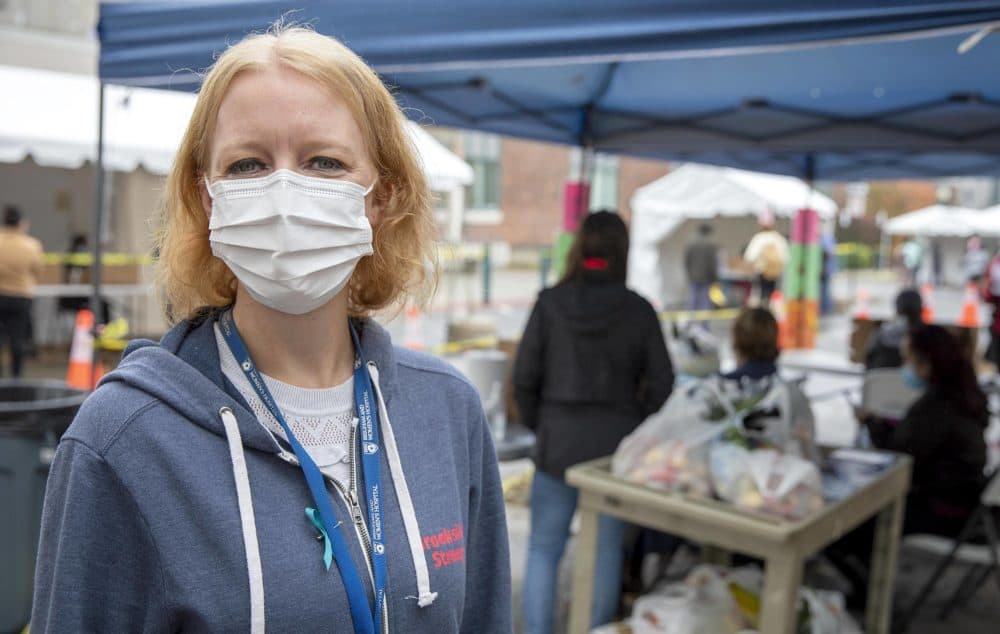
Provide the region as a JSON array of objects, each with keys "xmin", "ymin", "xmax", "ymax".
[{"xmin": 347, "ymin": 491, "xmax": 365, "ymax": 524}]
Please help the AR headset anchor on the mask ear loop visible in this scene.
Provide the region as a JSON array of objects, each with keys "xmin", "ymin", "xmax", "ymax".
[{"xmin": 363, "ymin": 179, "xmax": 377, "ymax": 197}]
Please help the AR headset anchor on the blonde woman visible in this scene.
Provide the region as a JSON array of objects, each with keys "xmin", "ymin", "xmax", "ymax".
[{"xmin": 32, "ymin": 26, "xmax": 511, "ymax": 633}]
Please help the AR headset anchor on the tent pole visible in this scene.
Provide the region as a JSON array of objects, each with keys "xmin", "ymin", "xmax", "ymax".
[
  {"xmin": 90, "ymin": 80, "xmax": 106, "ymax": 388},
  {"xmin": 789, "ymin": 153, "xmax": 820, "ymax": 348},
  {"xmin": 578, "ymin": 145, "xmax": 594, "ymax": 217}
]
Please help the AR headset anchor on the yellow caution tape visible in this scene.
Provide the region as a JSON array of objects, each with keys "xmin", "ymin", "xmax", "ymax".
[
  {"xmin": 432, "ymin": 335, "xmax": 499, "ymax": 355},
  {"xmin": 43, "ymin": 252, "xmax": 155, "ymax": 266},
  {"xmin": 658, "ymin": 307, "xmax": 742, "ymax": 322},
  {"xmin": 437, "ymin": 244, "xmax": 486, "ymax": 263}
]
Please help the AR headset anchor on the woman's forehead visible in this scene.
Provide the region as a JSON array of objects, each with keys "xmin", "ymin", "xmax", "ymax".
[{"xmin": 211, "ymin": 66, "xmax": 366, "ymax": 153}]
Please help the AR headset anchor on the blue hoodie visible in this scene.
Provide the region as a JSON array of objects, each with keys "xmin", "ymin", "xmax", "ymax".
[{"xmin": 31, "ymin": 314, "xmax": 512, "ymax": 633}]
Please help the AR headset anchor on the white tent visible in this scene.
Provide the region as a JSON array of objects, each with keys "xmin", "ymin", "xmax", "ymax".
[
  {"xmin": 976, "ymin": 205, "xmax": 1000, "ymax": 237},
  {"xmin": 883, "ymin": 203, "xmax": 1000, "ymax": 286},
  {"xmin": 628, "ymin": 163, "xmax": 837, "ymax": 308},
  {"xmin": 0, "ymin": 64, "xmax": 473, "ymax": 190},
  {"xmin": 884, "ymin": 204, "xmax": 981, "ymax": 238}
]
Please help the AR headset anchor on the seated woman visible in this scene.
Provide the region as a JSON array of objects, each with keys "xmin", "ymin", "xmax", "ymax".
[
  {"xmin": 870, "ymin": 325, "xmax": 988, "ymax": 535},
  {"xmin": 834, "ymin": 325, "xmax": 988, "ymax": 606},
  {"xmin": 864, "ymin": 288, "xmax": 922, "ymax": 370}
]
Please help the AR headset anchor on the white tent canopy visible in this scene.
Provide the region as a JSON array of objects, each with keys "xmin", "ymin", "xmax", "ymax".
[
  {"xmin": 628, "ymin": 163, "xmax": 837, "ymax": 307},
  {"xmin": 885, "ymin": 204, "xmax": 1000, "ymax": 239},
  {"xmin": 883, "ymin": 203, "xmax": 1000, "ymax": 286},
  {"xmin": 632, "ymin": 163, "xmax": 838, "ymax": 223},
  {"xmin": 0, "ymin": 64, "xmax": 473, "ymax": 192},
  {"xmin": 883, "ymin": 204, "xmax": 986, "ymax": 238}
]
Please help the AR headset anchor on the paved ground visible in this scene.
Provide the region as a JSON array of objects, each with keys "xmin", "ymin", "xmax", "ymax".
[{"xmin": 13, "ymin": 268, "xmax": 1000, "ymax": 632}]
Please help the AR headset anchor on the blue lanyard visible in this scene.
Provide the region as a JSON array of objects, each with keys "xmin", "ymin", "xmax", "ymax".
[{"xmin": 219, "ymin": 310, "xmax": 386, "ymax": 634}]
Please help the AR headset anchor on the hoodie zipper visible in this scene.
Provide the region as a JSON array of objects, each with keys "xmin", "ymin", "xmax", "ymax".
[
  {"xmin": 253, "ymin": 395, "xmax": 390, "ymax": 630},
  {"xmin": 327, "ymin": 420, "xmax": 389, "ymax": 633}
]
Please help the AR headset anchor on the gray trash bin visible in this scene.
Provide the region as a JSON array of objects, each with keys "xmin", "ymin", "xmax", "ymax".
[{"xmin": 0, "ymin": 379, "xmax": 86, "ymax": 634}]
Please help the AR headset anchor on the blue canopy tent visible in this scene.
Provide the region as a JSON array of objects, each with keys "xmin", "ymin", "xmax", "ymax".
[
  {"xmin": 98, "ymin": 1, "xmax": 1000, "ymax": 180},
  {"xmin": 89, "ymin": 1, "xmax": 1000, "ymax": 356}
]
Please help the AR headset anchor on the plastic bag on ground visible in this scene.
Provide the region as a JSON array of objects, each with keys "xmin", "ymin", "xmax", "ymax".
[{"xmin": 608, "ymin": 565, "xmax": 861, "ymax": 634}]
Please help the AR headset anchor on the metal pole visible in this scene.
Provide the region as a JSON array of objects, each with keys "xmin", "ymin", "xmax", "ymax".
[
  {"xmin": 90, "ymin": 81, "xmax": 106, "ymax": 388},
  {"xmin": 482, "ymin": 243, "xmax": 491, "ymax": 306},
  {"xmin": 579, "ymin": 145, "xmax": 595, "ymax": 217}
]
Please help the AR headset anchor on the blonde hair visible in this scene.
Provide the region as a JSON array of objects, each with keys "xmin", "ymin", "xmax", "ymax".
[{"xmin": 158, "ymin": 25, "xmax": 436, "ymax": 323}]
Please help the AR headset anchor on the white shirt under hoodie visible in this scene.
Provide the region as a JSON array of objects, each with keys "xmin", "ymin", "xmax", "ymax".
[{"xmin": 214, "ymin": 324, "xmax": 356, "ymax": 490}]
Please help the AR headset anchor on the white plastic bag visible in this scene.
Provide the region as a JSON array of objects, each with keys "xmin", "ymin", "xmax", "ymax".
[
  {"xmin": 613, "ymin": 376, "xmax": 819, "ymax": 502},
  {"xmin": 711, "ymin": 447, "xmax": 823, "ymax": 519},
  {"xmin": 630, "ymin": 585, "xmax": 743, "ymax": 634},
  {"xmin": 800, "ymin": 588, "xmax": 863, "ymax": 634},
  {"xmin": 613, "ymin": 379, "xmax": 737, "ymax": 496}
]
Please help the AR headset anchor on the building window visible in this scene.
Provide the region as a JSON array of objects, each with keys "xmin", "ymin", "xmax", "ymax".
[
  {"xmin": 463, "ymin": 132, "xmax": 502, "ymax": 211},
  {"xmin": 568, "ymin": 149, "xmax": 620, "ymax": 212}
]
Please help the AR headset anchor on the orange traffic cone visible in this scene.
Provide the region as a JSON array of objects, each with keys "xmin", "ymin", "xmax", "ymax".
[
  {"xmin": 920, "ymin": 283, "xmax": 935, "ymax": 323},
  {"xmin": 771, "ymin": 290, "xmax": 792, "ymax": 349},
  {"xmin": 853, "ymin": 288, "xmax": 871, "ymax": 320},
  {"xmin": 959, "ymin": 283, "xmax": 981, "ymax": 328},
  {"xmin": 66, "ymin": 309, "xmax": 104, "ymax": 390},
  {"xmin": 403, "ymin": 304, "xmax": 425, "ymax": 351}
]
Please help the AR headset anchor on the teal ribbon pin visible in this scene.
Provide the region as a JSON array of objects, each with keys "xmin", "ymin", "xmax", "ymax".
[{"xmin": 306, "ymin": 507, "xmax": 333, "ymax": 571}]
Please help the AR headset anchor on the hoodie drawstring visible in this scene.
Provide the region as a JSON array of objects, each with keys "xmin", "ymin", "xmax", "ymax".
[
  {"xmin": 367, "ymin": 363, "xmax": 439, "ymax": 608},
  {"xmin": 221, "ymin": 407, "xmax": 266, "ymax": 634}
]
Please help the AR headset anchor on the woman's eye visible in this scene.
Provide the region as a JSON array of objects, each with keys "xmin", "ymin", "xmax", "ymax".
[
  {"xmin": 309, "ymin": 157, "xmax": 346, "ymax": 171},
  {"xmin": 226, "ymin": 159, "xmax": 264, "ymax": 175}
]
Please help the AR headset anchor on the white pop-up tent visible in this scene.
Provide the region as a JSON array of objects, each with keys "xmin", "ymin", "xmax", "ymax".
[
  {"xmin": 883, "ymin": 203, "xmax": 1000, "ymax": 286},
  {"xmin": 0, "ymin": 64, "xmax": 473, "ymax": 187},
  {"xmin": 0, "ymin": 64, "xmax": 473, "ymax": 250},
  {"xmin": 883, "ymin": 204, "xmax": 982, "ymax": 238},
  {"xmin": 628, "ymin": 163, "xmax": 837, "ymax": 308}
]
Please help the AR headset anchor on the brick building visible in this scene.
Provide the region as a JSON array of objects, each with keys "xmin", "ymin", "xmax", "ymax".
[{"xmin": 429, "ymin": 128, "xmax": 670, "ymax": 250}]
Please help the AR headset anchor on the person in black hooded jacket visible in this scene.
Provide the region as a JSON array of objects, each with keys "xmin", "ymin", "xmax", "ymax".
[{"xmin": 514, "ymin": 210, "xmax": 674, "ymax": 634}]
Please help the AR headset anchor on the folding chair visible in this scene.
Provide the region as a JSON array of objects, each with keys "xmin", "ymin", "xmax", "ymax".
[{"xmin": 895, "ymin": 471, "xmax": 1000, "ymax": 633}]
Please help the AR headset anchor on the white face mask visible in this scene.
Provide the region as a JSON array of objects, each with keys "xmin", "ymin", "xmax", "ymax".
[{"xmin": 207, "ymin": 169, "xmax": 375, "ymax": 315}]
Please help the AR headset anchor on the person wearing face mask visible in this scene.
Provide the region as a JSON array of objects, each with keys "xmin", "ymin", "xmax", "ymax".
[
  {"xmin": 869, "ymin": 326, "xmax": 988, "ymax": 533},
  {"xmin": 32, "ymin": 26, "xmax": 511, "ymax": 634},
  {"xmin": 832, "ymin": 325, "xmax": 988, "ymax": 608}
]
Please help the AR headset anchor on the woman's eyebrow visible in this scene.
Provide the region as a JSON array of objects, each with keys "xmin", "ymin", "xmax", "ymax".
[{"xmin": 297, "ymin": 138, "xmax": 358, "ymax": 159}]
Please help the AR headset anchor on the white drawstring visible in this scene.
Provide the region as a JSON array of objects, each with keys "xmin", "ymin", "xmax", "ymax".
[
  {"xmin": 221, "ymin": 407, "xmax": 266, "ymax": 633},
  {"xmin": 367, "ymin": 363, "xmax": 438, "ymax": 608}
]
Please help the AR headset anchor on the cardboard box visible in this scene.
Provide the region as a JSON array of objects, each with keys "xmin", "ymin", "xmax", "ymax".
[{"xmin": 850, "ymin": 318, "xmax": 977, "ymax": 363}]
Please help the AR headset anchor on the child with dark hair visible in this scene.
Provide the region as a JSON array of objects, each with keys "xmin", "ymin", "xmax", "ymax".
[{"xmin": 724, "ymin": 307, "xmax": 780, "ymax": 380}]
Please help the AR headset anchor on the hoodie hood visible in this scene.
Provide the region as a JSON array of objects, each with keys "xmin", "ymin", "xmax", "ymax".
[{"xmin": 545, "ymin": 280, "xmax": 631, "ymax": 333}]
